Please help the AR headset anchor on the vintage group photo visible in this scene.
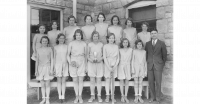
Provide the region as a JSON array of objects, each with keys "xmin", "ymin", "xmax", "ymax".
[{"xmin": 27, "ymin": 0, "xmax": 173, "ymax": 104}]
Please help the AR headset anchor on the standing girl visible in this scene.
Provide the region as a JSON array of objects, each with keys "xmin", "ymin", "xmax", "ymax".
[
  {"xmin": 118, "ymin": 38, "xmax": 133, "ymax": 103},
  {"xmin": 95, "ymin": 12, "xmax": 109, "ymax": 44},
  {"xmin": 31, "ymin": 24, "xmax": 47, "ymax": 61},
  {"xmin": 81, "ymin": 15, "xmax": 95, "ymax": 44},
  {"xmin": 67, "ymin": 29, "xmax": 87, "ymax": 103},
  {"xmin": 47, "ymin": 21, "xmax": 61, "ymax": 48},
  {"xmin": 103, "ymin": 33, "xmax": 119, "ymax": 102},
  {"xmin": 54, "ymin": 33, "xmax": 68, "ymax": 102},
  {"xmin": 63, "ymin": 15, "xmax": 80, "ymax": 44},
  {"xmin": 87, "ymin": 31, "xmax": 104, "ymax": 103},
  {"xmin": 137, "ymin": 22, "xmax": 151, "ymax": 47},
  {"xmin": 35, "ymin": 36, "xmax": 54, "ymax": 104},
  {"xmin": 108, "ymin": 15, "xmax": 123, "ymax": 46},
  {"xmin": 123, "ymin": 18, "xmax": 137, "ymax": 49},
  {"xmin": 132, "ymin": 39, "xmax": 147, "ymax": 103}
]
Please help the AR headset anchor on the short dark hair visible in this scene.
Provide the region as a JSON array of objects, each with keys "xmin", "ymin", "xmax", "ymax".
[
  {"xmin": 91, "ymin": 31, "xmax": 99, "ymax": 41},
  {"xmin": 73, "ymin": 29, "xmax": 84, "ymax": 40},
  {"xmin": 40, "ymin": 36, "xmax": 50, "ymax": 45},
  {"xmin": 51, "ymin": 20, "xmax": 58, "ymax": 30},
  {"xmin": 97, "ymin": 12, "xmax": 106, "ymax": 21},
  {"xmin": 84, "ymin": 15, "xmax": 93, "ymax": 22},
  {"xmin": 37, "ymin": 24, "xmax": 46, "ymax": 33},
  {"xmin": 68, "ymin": 15, "xmax": 77, "ymax": 23},
  {"xmin": 135, "ymin": 39, "xmax": 144, "ymax": 49},
  {"xmin": 150, "ymin": 28, "xmax": 158, "ymax": 32},
  {"xmin": 106, "ymin": 33, "xmax": 115, "ymax": 43},
  {"xmin": 56, "ymin": 33, "xmax": 66, "ymax": 44},
  {"xmin": 111, "ymin": 15, "xmax": 120, "ymax": 25},
  {"xmin": 125, "ymin": 18, "xmax": 134, "ymax": 27},
  {"xmin": 120, "ymin": 38, "xmax": 130, "ymax": 48},
  {"xmin": 141, "ymin": 22, "xmax": 149, "ymax": 28}
]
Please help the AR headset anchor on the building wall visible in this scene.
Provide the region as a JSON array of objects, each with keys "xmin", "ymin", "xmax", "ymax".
[
  {"xmin": 28, "ymin": 0, "xmax": 173, "ymax": 97},
  {"xmin": 156, "ymin": 0, "xmax": 173, "ymax": 96}
]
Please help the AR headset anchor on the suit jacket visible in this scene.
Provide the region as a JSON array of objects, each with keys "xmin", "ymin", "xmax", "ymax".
[{"xmin": 145, "ymin": 39, "xmax": 167, "ymax": 71}]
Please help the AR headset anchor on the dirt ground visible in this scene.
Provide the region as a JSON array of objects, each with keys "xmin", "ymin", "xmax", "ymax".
[{"xmin": 27, "ymin": 86, "xmax": 173, "ymax": 104}]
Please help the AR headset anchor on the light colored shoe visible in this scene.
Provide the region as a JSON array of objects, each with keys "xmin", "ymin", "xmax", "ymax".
[
  {"xmin": 39, "ymin": 97, "xmax": 46, "ymax": 104},
  {"xmin": 46, "ymin": 97, "xmax": 50, "ymax": 104},
  {"xmin": 79, "ymin": 96, "xmax": 83, "ymax": 103},
  {"xmin": 105, "ymin": 95, "xmax": 109, "ymax": 102},
  {"xmin": 138, "ymin": 96, "xmax": 144, "ymax": 103},
  {"xmin": 124, "ymin": 96, "xmax": 129, "ymax": 103},
  {"xmin": 88, "ymin": 95, "xmax": 95, "ymax": 103},
  {"xmin": 134, "ymin": 96, "xmax": 138, "ymax": 103},
  {"xmin": 121, "ymin": 96, "xmax": 125, "ymax": 102},
  {"xmin": 98, "ymin": 96, "xmax": 103, "ymax": 102},
  {"xmin": 74, "ymin": 96, "xmax": 79, "ymax": 103}
]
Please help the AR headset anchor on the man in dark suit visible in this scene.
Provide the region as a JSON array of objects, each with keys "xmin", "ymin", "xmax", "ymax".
[{"xmin": 145, "ymin": 28, "xmax": 167, "ymax": 103}]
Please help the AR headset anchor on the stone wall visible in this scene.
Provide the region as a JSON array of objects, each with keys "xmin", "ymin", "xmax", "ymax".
[
  {"xmin": 28, "ymin": 0, "xmax": 173, "ymax": 97},
  {"xmin": 156, "ymin": 0, "xmax": 173, "ymax": 97},
  {"xmin": 93, "ymin": 0, "xmax": 136, "ymax": 27}
]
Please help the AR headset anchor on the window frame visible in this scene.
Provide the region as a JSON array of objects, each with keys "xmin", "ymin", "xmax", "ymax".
[{"xmin": 27, "ymin": 4, "xmax": 63, "ymax": 83}]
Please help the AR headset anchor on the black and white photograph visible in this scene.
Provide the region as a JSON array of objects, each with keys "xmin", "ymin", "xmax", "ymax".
[{"xmin": 26, "ymin": 0, "xmax": 173, "ymax": 104}]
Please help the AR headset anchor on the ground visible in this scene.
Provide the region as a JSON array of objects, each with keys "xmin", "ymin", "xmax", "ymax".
[{"xmin": 27, "ymin": 86, "xmax": 173, "ymax": 104}]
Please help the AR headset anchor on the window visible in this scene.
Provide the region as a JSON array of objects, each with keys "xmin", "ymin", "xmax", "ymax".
[
  {"xmin": 27, "ymin": 4, "xmax": 63, "ymax": 81},
  {"xmin": 129, "ymin": 5, "xmax": 156, "ymax": 32}
]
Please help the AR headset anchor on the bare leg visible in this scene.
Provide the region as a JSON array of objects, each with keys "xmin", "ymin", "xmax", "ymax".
[
  {"xmin": 57, "ymin": 77, "xmax": 62, "ymax": 99},
  {"xmin": 78, "ymin": 76, "xmax": 84, "ymax": 103},
  {"xmin": 61, "ymin": 77, "xmax": 66, "ymax": 99},
  {"xmin": 125, "ymin": 79, "xmax": 129, "ymax": 96},
  {"xmin": 90, "ymin": 77, "xmax": 95, "ymax": 96},
  {"xmin": 72, "ymin": 77, "xmax": 79, "ymax": 103},
  {"xmin": 88, "ymin": 77, "xmax": 95, "ymax": 102},
  {"xmin": 105, "ymin": 78, "xmax": 110, "ymax": 102},
  {"xmin": 40, "ymin": 80, "xmax": 46, "ymax": 104},
  {"xmin": 119, "ymin": 80, "xmax": 125, "ymax": 102},
  {"xmin": 119, "ymin": 80, "xmax": 124, "ymax": 96},
  {"xmin": 72, "ymin": 77, "xmax": 79, "ymax": 96},
  {"xmin": 45, "ymin": 80, "xmax": 50, "ymax": 104},
  {"xmin": 134, "ymin": 77, "xmax": 139, "ymax": 103},
  {"xmin": 97, "ymin": 77, "xmax": 102, "ymax": 102},
  {"xmin": 138, "ymin": 77, "xmax": 144, "ymax": 103}
]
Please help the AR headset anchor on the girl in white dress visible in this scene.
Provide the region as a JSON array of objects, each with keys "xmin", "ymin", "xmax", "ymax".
[
  {"xmin": 123, "ymin": 18, "xmax": 137, "ymax": 49},
  {"xmin": 87, "ymin": 31, "xmax": 104, "ymax": 103},
  {"xmin": 47, "ymin": 21, "xmax": 61, "ymax": 48},
  {"xmin": 118, "ymin": 38, "xmax": 133, "ymax": 103},
  {"xmin": 81, "ymin": 15, "xmax": 95, "ymax": 44},
  {"xmin": 31, "ymin": 24, "xmax": 47, "ymax": 61},
  {"xmin": 108, "ymin": 15, "xmax": 123, "ymax": 46},
  {"xmin": 35, "ymin": 36, "xmax": 54, "ymax": 104},
  {"xmin": 103, "ymin": 33, "xmax": 119, "ymax": 102},
  {"xmin": 53, "ymin": 33, "xmax": 68, "ymax": 102},
  {"xmin": 67, "ymin": 29, "xmax": 87, "ymax": 103},
  {"xmin": 95, "ymin": 12, "xmax": 108, "ymax": 44},
  {"xmin": 132, "ymin": 39, "xmax": 147, "ymax": 103},
  {"xmin": 63, "ymin": 15, "xmax": 80, "ymax": 44},
  {"xmin": 138, "ymin": 22, "xmax": 151, "ymax": 47}
]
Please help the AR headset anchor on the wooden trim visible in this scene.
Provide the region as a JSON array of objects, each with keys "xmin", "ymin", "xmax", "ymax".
[
  {"xmin": 28, "ymin": 81, "xmax": 149, "ymax": 87},
  {"xmin": 27, "ymin": 2, "xmax": 66, "ymax": 9},
  {"xmin": 27, "ymin": 5, "xmax": 31, "ymax": 83},
  {"xmin": 73, "ymin": 0, "xmax": 77, "ymax": 18},
  {"xmin": 125, "ymin": 0, "xmax": 156, "ymax": 18}
]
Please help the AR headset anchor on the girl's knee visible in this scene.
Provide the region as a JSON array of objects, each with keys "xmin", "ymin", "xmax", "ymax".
[{"xmin": 73, "ymin": 77, "xmax": 78, "ymax": 83}]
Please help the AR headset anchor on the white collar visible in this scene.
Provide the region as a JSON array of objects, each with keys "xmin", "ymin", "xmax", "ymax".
[{"xmin": 152, "ymin": 39, "xmax": 158, "ymax": 44}]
